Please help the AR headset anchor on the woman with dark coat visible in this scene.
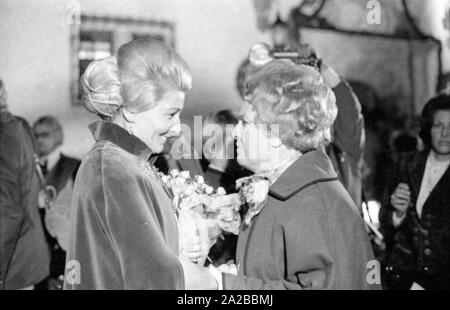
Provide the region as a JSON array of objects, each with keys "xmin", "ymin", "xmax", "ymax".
[
  {"xmin": 380, "ymin": 94, "xmax": 450, "ymax": 290},
  {"xmin": 207, "ymin": 60, "xmax": 380, "ymax": 289}
]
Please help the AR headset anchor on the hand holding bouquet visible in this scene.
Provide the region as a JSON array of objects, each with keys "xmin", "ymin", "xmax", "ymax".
[{"xmin": 158, "ymin": 169, "xmax": 242, "ymax": 264}]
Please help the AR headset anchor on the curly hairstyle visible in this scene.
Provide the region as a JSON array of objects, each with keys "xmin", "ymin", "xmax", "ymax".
[
  {"xmin": 419, "ymin": 94, "xmax": 450, "ymax": 148},
  {"xmin": 244, "ymin": 60, "xmax": 337, "ymax": 152}
]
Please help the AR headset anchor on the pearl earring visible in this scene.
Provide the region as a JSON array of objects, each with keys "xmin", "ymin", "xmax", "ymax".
[
  {"xmin": 126, "ymin": 122, "xmax": 135, "ymax": 135},
  {"xmin": 122, "ymin": 109, "xmax": 136, "ymax": 135}
]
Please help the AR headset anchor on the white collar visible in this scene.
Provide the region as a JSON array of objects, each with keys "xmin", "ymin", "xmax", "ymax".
[
  {"xmin": 41, "ymin": 148, "xmax": 62, "ymax": 171},
  {"xmin": 428, "ymin": 150, "xmax": 450, "ymax": 167}
]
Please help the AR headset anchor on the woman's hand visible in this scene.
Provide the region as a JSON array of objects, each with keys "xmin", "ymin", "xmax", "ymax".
[
  {"xmin": 180, "ymin": 258, "xmax": 219, "ymax": 290},
  {"xmin": 217, "ymin": 262, "xmax": 238, "ymax": 275},
  {"xmin": 179, "ymin": 231, "xmax": 209, "ymax": 264},
  {"xmin": 390, "ymin": 183, "xmax": 411, "ymax": 217},
  {"xmin": 178, "ymin": 209, "xmax": 211, "ymax": 264}
]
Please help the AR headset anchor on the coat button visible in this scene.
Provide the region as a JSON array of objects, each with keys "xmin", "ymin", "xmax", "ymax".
[{"xmin": 424, "ymin": 248, "xmax": 432, "ymax": 256}]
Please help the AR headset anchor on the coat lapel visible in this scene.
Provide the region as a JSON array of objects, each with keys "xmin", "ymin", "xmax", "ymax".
[
  {"xmin": 407, "ymin": 151, "xmax": 428, "ymax": 201},
  {"xmin": 269, "ymin": 150, "xmax": 338, "ymax": 201},
  {"xmin": 89, "ymin": 121, "xmax": 153, "ymax": 161},
  {"xmin": 422, "ymin": 165, "xmax": 450, "ymax": 216},
  {"xmin": 407, "ymin": 150, "xmax": 450, "ymax": 219}
]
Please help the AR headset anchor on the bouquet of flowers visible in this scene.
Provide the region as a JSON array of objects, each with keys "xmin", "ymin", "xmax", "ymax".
[
  {"xmin": 157, "ymin": 169, "xmax": 242, "ymax": 263},
  {"xmin": 236, "ymin": 175, "xmax": 270, "ymax": 228}
]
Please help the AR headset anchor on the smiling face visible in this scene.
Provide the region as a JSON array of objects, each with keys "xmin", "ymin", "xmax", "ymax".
[
  {"xmin": 431, "ymin": 110, "xmax": 450, "ymax": 156},
  {"xmin": 132, "ymin": 90, "xmax": 185, "ymax": 154}
]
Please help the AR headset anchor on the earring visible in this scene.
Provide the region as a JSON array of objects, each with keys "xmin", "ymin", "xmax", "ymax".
[
  {"xmin": 122, "ymin": 109, "xmax": 136, "ymax": 135},
  {"xmin": 125, "ymin": 122, "xmax": 135, "ymax": 135}
]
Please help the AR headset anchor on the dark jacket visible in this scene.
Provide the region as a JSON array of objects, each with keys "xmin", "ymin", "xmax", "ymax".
[
  {"xmin": 0, "ymin": 110, "xmax": 50, "ymax": 289},
  {"xmin": 327, "ymin": 81, "xmax": 365, "ymax": 212},
  {"xmin": 64, "ymin": 121, "xmax": 183, "ymax": 290},
  {"xmin": 380, "ymin": 150, "xmax": 450, "ymax": 290},
  {"xmin": 42, "ymin": 154, "xmax": 80, "ymax": 280},
  {"xmin": 223, "ymin": 150, "xmax": 380, "ymax": 290},
  {"xmin": 45, "ymin": 154, "xmax": 80, "ymax": 194}
]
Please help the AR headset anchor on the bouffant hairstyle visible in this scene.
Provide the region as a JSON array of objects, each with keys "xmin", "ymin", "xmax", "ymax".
[
  {"xmin": 419, "ymin": 94, "xmax": 450, "ymax": 148},
  {"xmin": 81, "ymin": 39, "xmax": 192, "ymax": 120},
  {"xmin": 243, "ymin": 60, "xmax": 337, "ymax": 152}
]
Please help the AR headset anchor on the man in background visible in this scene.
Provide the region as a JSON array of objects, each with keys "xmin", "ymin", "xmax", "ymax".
[
  {"xmin": 201, "ymin": 110, "xmax": 251, "ymax": 266},
  {"xmin": 202, "ymin": 109, "xmax": 250, "ymax": 194},
  {"xmin": 33, "ymin": 116, "xmax": 80, "ymax": 290},
  {"xmin": 0, "ymin": 79, "xmax": 50, "ymax": 290}
]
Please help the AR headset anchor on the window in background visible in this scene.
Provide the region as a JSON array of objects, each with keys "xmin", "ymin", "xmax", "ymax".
[{"xmin": 70, "ymin": 15, "xmax": 175, "ymax": 105}]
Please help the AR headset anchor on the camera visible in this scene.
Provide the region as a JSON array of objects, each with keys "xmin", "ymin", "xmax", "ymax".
[{"xmin": 248, "ymin": 42, "xmax": 322, "ymax": 71}]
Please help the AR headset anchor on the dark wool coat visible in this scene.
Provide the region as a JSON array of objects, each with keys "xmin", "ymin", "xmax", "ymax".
[
  {"xmin": 224, "ymin": 150, "xmax": 380, "ymax": 290},
  {"xmin": 380, "ymin": 150, "xmax": 450, "ymax": 290},
  {"xmin": 0, "ymin": 111, "xmax": 50, "ymax": 289},
  {"xmin": 327, "ymin": 81, "xmax": 365, "ymax": 212}
]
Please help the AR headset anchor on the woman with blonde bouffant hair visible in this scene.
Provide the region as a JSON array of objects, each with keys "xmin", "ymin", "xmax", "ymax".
[{"xmin": 64, "ymin": 39, "xmax": 218, "ymax": 290}]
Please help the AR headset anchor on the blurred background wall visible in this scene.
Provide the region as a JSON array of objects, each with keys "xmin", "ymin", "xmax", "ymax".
[{"xmin": 0, "ymin": 0, "xmax": 448, "ymax": 158}]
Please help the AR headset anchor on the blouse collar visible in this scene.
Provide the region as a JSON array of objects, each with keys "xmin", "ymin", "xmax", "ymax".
[{"xmin": 89, "ymin": 121, "xmax": 153, "ymax": 161}]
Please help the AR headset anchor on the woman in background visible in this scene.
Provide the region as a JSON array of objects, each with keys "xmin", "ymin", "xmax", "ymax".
[{"xmin": 65, "ymin": 39, "xmax": 217, "ymax": 290}]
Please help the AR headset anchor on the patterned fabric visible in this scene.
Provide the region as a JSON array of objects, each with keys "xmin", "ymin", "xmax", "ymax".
[{"xmin": 237, "ymin": 154, "xmax": 301, "ymax": 228}]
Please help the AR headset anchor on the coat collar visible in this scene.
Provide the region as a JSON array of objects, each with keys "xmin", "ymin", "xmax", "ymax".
[
  {"xmin": 407, "ymin": 150, "xmax": 430, "ymax": 196},
  {"xmin": 269, "ymin": 150, "xmax": 338, "ymax": 201},
  {"xmin": 0, "ymin": 110, "xmax": 14, "ymax": 124},
  {"xmin": 89, "ymin": 121, "xmax": 153, "ymax": 161},
  {"xmin": 407, "ymin": 149, "xmax": 450, "ymax": 211}
]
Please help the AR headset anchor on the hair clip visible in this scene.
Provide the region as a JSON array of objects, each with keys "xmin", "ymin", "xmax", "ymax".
[
  {"xmin": 282, "ymin": 102, "xmax": 302, "ymax": 114},
  {"xmin": 248, "ymin": 43, "xmax": 273, "ymax": 67}
]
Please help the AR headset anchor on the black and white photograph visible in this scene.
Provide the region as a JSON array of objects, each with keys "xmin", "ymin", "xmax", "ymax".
[{"xmin": 0, "ymin": 0, "xmax": 449, "ymax": 294}]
